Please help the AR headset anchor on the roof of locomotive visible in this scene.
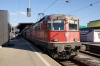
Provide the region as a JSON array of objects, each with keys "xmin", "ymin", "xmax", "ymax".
[
  {"xmin": 46, "ymin": 14, "xmax": 79, "ymax": 20},
  {"xmin": 48, "ymin": 14, "xmax": 72, "ymax": 16},
  {"xmin": 34, "ymin": 14, "xmax": 79, "ymax": 24}
]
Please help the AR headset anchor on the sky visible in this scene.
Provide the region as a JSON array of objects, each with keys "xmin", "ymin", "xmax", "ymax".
[{"xmin": 0, "ymin": 0, "xmax": 100, "ymax": 27}]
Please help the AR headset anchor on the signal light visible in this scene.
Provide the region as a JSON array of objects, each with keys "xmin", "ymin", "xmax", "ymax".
[{"xmin": 27, "ymin": 8, "xmax": 31, "ymax": 17}]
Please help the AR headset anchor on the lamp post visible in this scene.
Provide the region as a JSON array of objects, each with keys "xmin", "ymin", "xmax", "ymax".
[
  {"xmin": 28, "ymin": 0, "xmax": 30, "ymax": 8},
  {"xmin": 27, "ymin": 0, "xmax": 31, "ymax": 17}
]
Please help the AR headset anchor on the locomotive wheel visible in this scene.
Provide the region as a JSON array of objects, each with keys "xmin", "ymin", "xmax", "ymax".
[
  {"xmin": 51, "ymin": 53, "xmax": 57, "ymax": 59},
  {"xmin": 48, "ymin": 49, "xmax": 56, "ymax": 59}
]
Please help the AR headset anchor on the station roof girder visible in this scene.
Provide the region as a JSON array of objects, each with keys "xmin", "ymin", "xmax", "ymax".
[{"xmin": 16, "ymin": 22, "xmax": 34, "ymax": 33}]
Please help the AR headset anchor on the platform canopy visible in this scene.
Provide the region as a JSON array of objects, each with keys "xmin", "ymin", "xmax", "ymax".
[
  {"xmin": 79, "ymin": 26, "xmax": 87, "ymax": 28},
  {"xmin": 16, "ymin": 23, "xmax": 34, "ymax": 33}
]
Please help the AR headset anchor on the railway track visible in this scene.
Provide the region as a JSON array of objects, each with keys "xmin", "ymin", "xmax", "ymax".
[
  {"xmin": 80, "ymin": 51, "xmax": 100, "ymax": 58},
  {"xmin": 24, "ymin": 38, "xmax": 100, "ymax": 66},
  {"xmin": 46, "ymin": 50, "xmax": 100, "ymax": 66},
  {"xmin": 55, "ymin": 52, "xmax": 100, "ymax": 66},
  {"xmin": 75, "ymin": 53, "xmax": 100, "ymax": 66},
  {"xmin": 56, "ymin": 58, "xmax": 88, "ymax": 66}
]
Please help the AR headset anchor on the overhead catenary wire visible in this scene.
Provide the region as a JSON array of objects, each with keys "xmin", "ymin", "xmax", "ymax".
[
  {"xmin": 78, "ymin": 1, "xmax": 100, "ymax": 20},
  {"xmin": 33, "ymin": 0, "xmax": 100, "ymax": 23},
  {"xmin": 80, "ymin": 9, "xmax": 100, "ymax": 20},
  {"xmin": 55, "ymin": 0, "xmax": 70, "ymax": 13},
  {"xmin": 33, "ymin": 0, "xmax": 58, "ymax": 22},
  {"xmin": 34, "ymin": 0, "xmax": 44, "ymax": 14},
  {"xmin": 33, "ymin": 0, "xmax": 44, "ymax": 21},
  {"xmin": 55, "ymin": 4, "xmax": 66, "ymax": 14},
  {"xmin": 42, "ymin": 0, "xmax": 58, "ymax": 13},
  {"xmin": 68, "ymin": 0, "xmax": 100, "ymax": 14}
]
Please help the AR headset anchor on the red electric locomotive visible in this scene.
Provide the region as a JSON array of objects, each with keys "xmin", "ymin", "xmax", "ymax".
[{"xmin": 23, "ymin": 14, "xmax": 81, "ymax": 59}]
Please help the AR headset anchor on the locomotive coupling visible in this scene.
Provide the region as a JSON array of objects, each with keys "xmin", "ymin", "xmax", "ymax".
[
  {"xmin": 57, "ymin": 45, "xmax": 72, "ymax": 52},
  {"xmin": 55, "ymin": 44, "xmax": 80, "ymax": 53}
]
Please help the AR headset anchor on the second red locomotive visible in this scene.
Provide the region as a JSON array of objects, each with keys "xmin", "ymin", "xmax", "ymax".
[{"xmin": 23, "ymin": 14, "xmax": 81, "ymax": 59}]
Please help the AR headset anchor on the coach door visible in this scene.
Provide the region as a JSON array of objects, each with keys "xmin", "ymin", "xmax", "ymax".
[{"xmin": 94, "ymin": 30, "xmax": 100, "ymax": 42}]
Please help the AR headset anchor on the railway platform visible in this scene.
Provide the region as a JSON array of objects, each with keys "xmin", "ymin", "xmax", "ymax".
[
  {"xmin": 81, "ymin": 42, "xmax": 100, "ymax": 53},
  {"xmin": 0, "ymin": 37, "xmax": 61, "ymax": 66}
]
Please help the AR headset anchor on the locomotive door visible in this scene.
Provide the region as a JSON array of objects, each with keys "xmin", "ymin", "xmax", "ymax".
[{"xmin": 94, "ymin": 31, "xmax": 100, "ymax": 42}]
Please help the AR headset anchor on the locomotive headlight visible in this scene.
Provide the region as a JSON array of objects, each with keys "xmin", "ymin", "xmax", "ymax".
[
  {"xmin": 74, "ymin": 38, "xmax": 78, "ymax": 42},
  {"xmin": 53, "ymin": 38, "xmax": 58, "ymax": 42}
]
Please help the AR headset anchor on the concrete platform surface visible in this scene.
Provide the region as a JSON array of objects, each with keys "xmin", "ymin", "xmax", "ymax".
[{"xmin": 0, "ymin": 38, "xmax": 61, "ymax": 66}]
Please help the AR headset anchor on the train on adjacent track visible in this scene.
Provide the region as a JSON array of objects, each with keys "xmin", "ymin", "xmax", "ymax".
[{"xmin": 22, "ymin": 14, "xmax": 82, "ymax": 59}]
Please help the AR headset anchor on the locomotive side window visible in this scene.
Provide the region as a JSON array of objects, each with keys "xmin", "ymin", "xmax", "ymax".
[
  {"xmin": 69, "ymin": 20, "xmax": 78, "ymax": 30},
  {"xmin": 38, "ymin": 23, "xmax": 41, "ymax": 30},
  {"xmin": 47, "ymin": 20, "xmax": 51, "ymax": 30},
  {"xmin": 52, "ymin": 19, "xmax": 64, "ymax": 30}
]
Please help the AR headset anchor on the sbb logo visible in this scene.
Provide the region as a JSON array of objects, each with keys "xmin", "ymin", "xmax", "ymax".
[{"xmin": 65, "ymin": 32, "xmax": 69, "ymax": 39}]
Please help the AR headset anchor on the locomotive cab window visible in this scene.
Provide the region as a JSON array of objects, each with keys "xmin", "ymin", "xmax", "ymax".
[
  {"xmin": 69, "ymin": 20, "xmax": 78, "ymax": 30},
  {"xmin": 47, "ymin": 20, "xmax": 51, "ymax": 30},
  {"xmin": 52, "ymin": 19, "xmax": 64, "ymax": 30}
]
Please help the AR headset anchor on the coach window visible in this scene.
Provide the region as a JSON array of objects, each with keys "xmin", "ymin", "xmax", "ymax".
[{"xmin": 69, "ymin": 20, "xmax": 78, "ymax": 30}]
